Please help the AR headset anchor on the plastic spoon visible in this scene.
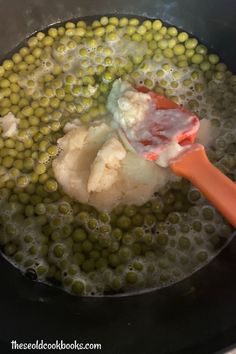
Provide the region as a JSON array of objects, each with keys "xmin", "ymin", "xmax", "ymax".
[{"xmin": 126, "ymin": 86, "xmax": 236, "ymax": 228}]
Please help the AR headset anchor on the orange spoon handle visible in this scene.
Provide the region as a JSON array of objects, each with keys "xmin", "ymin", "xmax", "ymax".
[{"xmin": 170, "ymin": 144, "xmax": 236, "ymax": 228}]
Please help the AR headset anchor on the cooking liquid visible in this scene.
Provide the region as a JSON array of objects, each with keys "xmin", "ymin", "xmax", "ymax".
[{"xmin": 0, "ymin": 16, "xmax": 234, "ymax": 297}]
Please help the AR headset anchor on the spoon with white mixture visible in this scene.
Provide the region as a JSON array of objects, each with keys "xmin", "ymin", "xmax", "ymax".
[{"xmin": 111, "ymin": 83, "xmax": 236, "ymax": 228}]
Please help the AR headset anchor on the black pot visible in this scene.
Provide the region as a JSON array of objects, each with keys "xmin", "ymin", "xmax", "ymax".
[{"xmin": 0, "ymin": 1, "xmax": 236, "ymax": 353}]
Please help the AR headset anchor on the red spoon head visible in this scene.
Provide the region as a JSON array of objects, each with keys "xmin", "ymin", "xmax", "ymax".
[{"xmin": 132, "ymin": 86, "xmax": 200, "ymax": 161}]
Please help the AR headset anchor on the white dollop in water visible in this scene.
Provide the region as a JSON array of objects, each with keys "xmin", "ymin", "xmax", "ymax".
[
  {"xmin": 0, "ymin": 112, "xmax": 19, "ymax": 137},
  {"xmin": 107, "ymin": 79, "xmax": 154, "ymax": 138},
  {"xmin": 52, "ymin": 120, "xmax": 178, "ymax": 211}
]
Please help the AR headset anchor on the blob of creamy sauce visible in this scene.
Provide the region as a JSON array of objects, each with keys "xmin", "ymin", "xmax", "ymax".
[
  {"xmin": 0, "ymin": 112, "xmax": 19, "ymax": 137},
  {"xmin": 107, "ymin": 79, "xmax": 155, "ymax": 137},
  {"xmin": 52, "ymin": 121, "xmax": 177, "ymax": 211}
]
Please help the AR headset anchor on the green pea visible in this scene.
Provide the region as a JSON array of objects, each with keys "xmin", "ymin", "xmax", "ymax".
[
  {"xmin": 208, "ymin": 54, "xmax": 220, "ymax": 64},
  {"xmin": 3, "ymin": 59, "xmax": 14, "ymax": 71},
  {"xmin": 98, "ymin": 224, "xmax": 111, "ymax": 234},
  {"xmin": 32, "ymin": 47, "xmax": 42, "ymax": 58},
  {"xmin": 114, "ymin": 247, "xmax": 127, "ymax": 262},
  {"xmin": 97, "ymin": 233, "xmax": 111, "ymax": 248},
  {"xmin": 133, "ymin": 227, "xmax": 144, "ymax": 240},
  {"xmin": 131, "ymin": 261, "xmax": 143, "ymax": 271},
  {"xmin": 110, "ymin": 228, "xmax": 122, "ymax": 241},
  {"xmin": 6, "ymin": 180, "xmax": 15, "ymax": 189},
  {"xmin": 82, "ymin": 259, "xmax": 95, "ymax": 272},
  {"xmin": 78, "ymin": 212, "xmax": 89, "ymax": 224},
  {"xmin": 216, "ymin": 62, "xmax": 227, "ymax": 72},
  {"xmin": 178, "ymin": 31, "xmax": 189, "ymax": 42},
  {"xmin": 188, "ymin": 189, "xmax": 201, "ymax": 202},
  {"xmin": 156, "ymin": 233, "xmax": 168, "ymax": 246},
  {"xmin": 14, "ymin": 252, "xmax": 24, "ymax": 263},
  {"xmin": 173, "ymin": 44, "xmax": 185, "ymax": 55},
  {"xmin": 191, "ymin": 53, "xmax": 204, "ymax": 64},
  {"xmin": 22, "ymin": 106, "xmax": 34, "ymax": 117},
  {"xmin": 53, "ymin": 244, "xmax": 64, "ymax": 258},
  {"xmin": 94, "ymin": 27, "xmax": 105, "ymax": 36},
  {"xmin": 97, "ymin": 212, "xmax": 109, "ymax": 224},
  {"xmin": 29, "ymin": 116, "xmax": 40, "ymax": 126},
  {"xmin": 192, "ymin": 220, "xmax": 202, "ymax": 232},
  {"xmin": 82, "ymin": 240, "xmax": 93, "ymax": 253},
  {"xmin": 0, "ymin": 65, "xmax": 5, "ymax": 77},
  {"xmin": 4, "ymin": 139, "xmax": 15, "ymax": 149},
  {"xmin": 38, "ymin": 152, "xmax": 49, "ymax": 164},
  {"xmin": 152, "ymin": 19, "xmax": 162, "ymax": 31},
  {"xmin": 71, "ymin": 280, "xmax": 84, "ymax": 294},
  {"xmin": 125, "ymin": 271, "xmax": 138, "ymax": 284},
  {"xmin": 18, "ymin": 191, "xmax": 29, "ymax": 204},
  {"xmin": 87, "ymin": 218, "xmax": 98, "ymax": 230},
  {"xmin": 72, "ymin": 243, "xmax": 83, "ymax": 255},
  {"xmin": 45, "ymin": 179, "xmax": 58, "ymax": 192},
  {"xmin": 185, "ymin": 38, "xmax": 198, "ymax": 49},
  {"xmin": 72, "ymin": 228, "xmax": 87, "ymax": 242},
  {"xmin": 16, "ymin": 175, "xmax": 29, "ymax": 188},
  {"xmin": 163, "ymin": 48, "xmax": 174, "ymax": 58},
  {"xmin": 167, "ymin": 26, "xmax": 178, "ymax": 37},
  {"xmin": 110, "ymin": 277, "xmax": 121, "ymax": 290},
  {"xmin": 75, "ymin": 252, "xmax": 86, "ymax": 266},
  {"xmin": 196, "ymin": 44, "xmax": 207, "ymax": 55},
  {"xmin": 23, "ymin": 157, "xmax": 34, "ymax": 171},
  {"xmin": 115, "ymin": 16, "xmax": 127, "ymax": 27},
  {"xmin": 89, "ymin": 250, "xmax": 100, "ymax": 260},
  {"xmin": 158, "ymin": 39, "xmax": 168, "ymax": 50},
  {"xmin": 95, "ymin": 257, "xmax": 108, "ymax": 269},
  {"xmin": 36, "ymin": 265, "xmax": 48, "ymax": 276},
  {"xmin": 180, "ymin": 224, "xmax": 190, "ymax": 233},
  {"xmin": 116, "ymin": 215, "xmax": 131, "ymax": 230},
  {"xmin": 144, "ymin": 214, "xmax": 156, "ymax": 226},
  {"xmin": 122, "ymin": 233, "xmax": 133, "ymax": 246},
  {"xmin": 2, "ymin": 156, "xmax": 14, "ymax": 168},
  {"xmin": 108, "ymin": 254, "xmax": 120, "ymax": 267},
  {"xmin": 24, "ymin": 205, "xmax": 34, "ymax": 217},
  {"xmin": 178, "ymin": 236, "xmax": 191, "ymax": 250},
  {"xmin": 34, "ymin": 163, "xmax": 46, "ymax": 175},
  {"xmin": 5, "ymin": 223, "xmax": 17, "ymax": 236},
  {"xmin": 197, "ymin": 251, "xmax": 208, "ymax": 262},
  {"xmin": 142, "ymin": 233, "xmax": 152, "ymax": 245},
  {"xmin": 34, "ymin": 203, "xmax": 46, "ymax": 215},
  {"xmin": 202, "ymin": 207, "xmax": 214, "ymax": 220},
  {"xmin": 4, "ymin": 242, "xmax": 17, "ymax": 256},
  {"xmin": 168, "ymin": 212, "xmax": 180, "ymax": 224},
  {"xmin": 57, "ymin": 202, "xmax": 71, "ymax": 215},
  {"xmin": 205, "ymin": 223, "xmax": 216, "ymax": 234},
  {"xmin": 159, "ymin": 26, "xmax": 167, "ymax": 35}
]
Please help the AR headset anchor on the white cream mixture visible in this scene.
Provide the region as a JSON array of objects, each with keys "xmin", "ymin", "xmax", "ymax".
[
  {"xmin": 52, "ymin": 119, "xmax": 177, "ymax": 211},
  {"xmin": 0, "ymin": 112, "xmax": 19, "ymax": 138}
]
